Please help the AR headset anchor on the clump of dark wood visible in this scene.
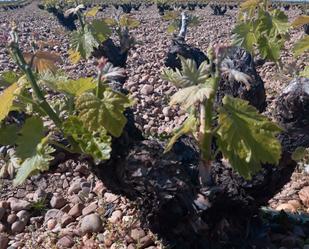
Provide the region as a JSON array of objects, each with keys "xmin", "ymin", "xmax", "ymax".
[
  {"xmin": 188, "ymin": 3, "xmax": 196, "ymax": 11},
  {"xmin": 284, "ymin": 5, "xmax": 290, "ymax": 10},
  {"xmin": 45, "ymin": 6, "xmax": 78, "ymax": 31},
  {"xmin": 275, "ymin": 77, "xmax": 309, "ymax": 130},
  {"xmin": 157, "ymin": 3, "xmax": 172, "ymax": 16},
  {"xmin": 275, "ymin": 77, "xmax": 309, "ymax": 152},
  {"xmin": 92, "ymin": 38, "xmax": 128, "ymax": 68},
  {"xmin": 96, "ymin": 126, "xmax": 300, "ymax": 249},
  {"xmin": 132, "ymin": 3, "xmax": 141, "ymax": 11},
  {"xmin": 120, "ymin": 3, "xmax": 132, "ymax": 13},
  {"xmin": 304, "ymin": 24, "xmax": 309, "ymax": 35},
  {"xmin": 165, "ymin": 37, "xmax": 208, "ymax": 70},
  {"xmin": 217, "ymin": 47, "xmax": 267, "ymax": 112},
  {"xmin": 210, "ymin": 4, "xmax": 227, "ymax": 15}
]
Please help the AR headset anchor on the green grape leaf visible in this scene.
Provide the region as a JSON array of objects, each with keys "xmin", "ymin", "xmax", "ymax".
[
  {"xmin": 16, "ymin": 117, "xmax": 44, "ymax": 160},
  {"xmin": 300, "ymin": 66, "xmax": 309, "ymax": 78},
  {"xmin": 0, "ymin": 82, "xmax": 21, "ymax": 122},
  {"xmin": 292, "ymin": 147, "xmax": 307, "ymax": 161},
  {"xmin": 56, "ymin": 77, "xmax": 96, "ymax": 96},
  {"xmin": 232, "ymin": 23, "xmax": 257, "ymax": 53},
  {"xmin": 170, "ymin": 80, "xmax": 214, "ymax": 109},
  {"xmin": 167, "ymin": 22, "xmax": 178, "ymax": 33},
  {"xmin": 102, "ymin": 17, "xmax": 117, "ymax": 26},
  {"xmin": 119, "ymin": 15, "xmax": 140, "ymax": 29},
  {"xmin": 63, "ymin": 116, "xmax": 112, "ymax": 161},
  {"xmin": 293, "ymin": 35, "xmax": 309, "ymax": 57},
  {"xmin": 13, "ymin": 140, "xmax": 55, "ymax": 186},
  {"xmin": 90, "ymin": 19, "xmax": 112, "ymax": 43},
  {"xmin": 217, "ymin": 96, "xmax": 282, "ymax": 179},
  {"xmin": 68, "ymin": 49, "xmax": 81, "ymax": 64},
  {"xmin": 76, "ymin": 89, "xmax": 132, "ymax": 137},
  {"xmin": 164, "ymin": 114, "xmax": 198, "ymax": 153},
  {"xmin": 257, "ymin": 36, "xmax": 281, "ymax": 61},
  {"xmin": 269, "ymin": 9, "xmax": 290, "ymax": 37},
  {"xmin": 0, "ymin": 71, "xmax": 20, "ymax": 87},
  {"xmin": 291, "ymin": 15, "xmax": 309, "ymax": 28},
  {"xmin": 0, "ymin": 124, "xmax": 19, "ymax": 145},
  {"xmin": 162, "ymin": 58, "xmax": 210, "ymax": 88},
  {"xmin": 162, "ymin": 11, "xmax": 179, "ymax": 21},
  {"xmin": 70, "ymin": 25, "xmax": 99, "ymax": 59},
  {"xmin": 85, "ymin": 6, "xmax": 100, "ymax": 17},
  {"xmin": 240, "ymin": 0, "xmax": 261, "ymax": 11}
]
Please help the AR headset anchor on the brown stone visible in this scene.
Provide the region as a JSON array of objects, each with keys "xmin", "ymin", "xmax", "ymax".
[{"xmin": 299, "ymin": 186, "xmax": 309, "ymax": 208}]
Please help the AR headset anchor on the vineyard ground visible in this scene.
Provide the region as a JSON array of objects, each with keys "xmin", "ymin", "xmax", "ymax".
[{"xmin": 0, "ymin": 2, "xmax": 309, "ymax": 249}]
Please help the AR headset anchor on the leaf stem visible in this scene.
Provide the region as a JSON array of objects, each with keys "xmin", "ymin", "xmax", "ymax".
[
  {"xmin": 96, "ymin": 71, "xmax": 103, "ymax": 98},
  {"xmin": 178, "ymin": 11, "xmax": 188, "ymax": 39},
  {"xmin": 198, "ymin": 48, "xmax": 221, "ymax": 186},
  {"xmin": 77, "ymin": 10, "xmax": 85, "ymax": 30},
  {"xmin": 10, "ymin": 43, "xmax": 62, "ymax": 128},
  {"xmin": 9, "ymin": 33, "xmax": 81, "ymax": 153},
  {"xmin": 48, "ymin": 140, "xmax": 78, "ymax": 154}
]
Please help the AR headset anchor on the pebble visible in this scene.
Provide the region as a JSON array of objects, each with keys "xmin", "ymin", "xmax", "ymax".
[
  {"xmin": 33, "ymin": 189, "xmax": 46, "ymax": 202},
  {"xmin": 68, "ymin": 203, "xmax": 84, "ymax": 218},
  {"xmin": 93, "ymin": 181, "xmax": 105, "ymax": 196},
  {"xmin": 0, "ymin": 234, "xmax": 8, "ymax": 249},
  {"xmin": 130, "ymin": 228, "xmax": 146, "ymax": 241},
  {"xmin": 140, "ymin": 235, "xmax": 154, "ymax": 248},
  {"xmin": 127, "ymin": 244, "xmax": 135, "ymax": 249},
  {"xmin": 82, "ymin": 202, "xmax": 97, "ymax": 216},
  {"xmin": 61, "ymin": 214, "xmax": 75, "ymax": 227},
  {"xmin": 47, "ymin": 219, "xmax": 57, "ymax": 230},
  {"xmin": 0, "ymin": 222, "xmax": 6, "ymax": 232},
  {"xmin": 0, "ymin": 208, "xmax": 5, "ymax": 221},
  {"xmin": 162, "ymin": 106, "xmax": 172, "ymax": 117},
  {"xmin": 7, "ymin": 214, "xmax": 17, "ymax": 224},
  {"xmin": 68, "ymin": 195, "xmax": 82, "ymax": 204},
  {"xmin": 0, "ymin": 202, "xmax": 9, "ymax": 209},
  {"xmin": 50, "ymin": 195, "xmax": 67, "ymax": 209},
  {"xmin": 299, "ymin": 186, "xmax": 309, "ymax": 208},
  {"xmin": 141, "ymin": 85, "xmax": 154, "ymax": 95},
  {"xmin": 108, "ymin": 210, "xmax": 122, "ymax": 224},
  {"xmin": 80, "ymin": 214, "xmax": 102, "ymax": 234},
  {"xmin": 140, "ymin": 75, "xmax": 149, "ymax": 84},
  {"xmin": 61, "ymin": 204, "xmax": 71, "ymax": 213},
  {"xmin": 16, "ymin": 210, "xmax": 30, "ymax": 223},
  {"xmin": 11, "ymin": 221, "xmax": 26, "ymax": 233},
  {"xmin": 276, "ymin": 203, "xmax": 297, "ymax": 213},
  {"xmin": 68, "ymin": 181, "xmax": 82, "ymax": 195},
  {"xmin": 9, "ymin": 199, "xmax": 31, "ymax": 212},
  {"xmin": 57, "ymin": 236, "xmax": 74, "ymax": 248},
  {"xmin": 104, "ymin": 193, "xmax": 118, "ymax": 203}
]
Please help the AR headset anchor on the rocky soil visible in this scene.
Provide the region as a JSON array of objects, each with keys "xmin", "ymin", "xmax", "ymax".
[{"xmin": 0, "ymin": 2, "xmax": 308, "ymax": 249}]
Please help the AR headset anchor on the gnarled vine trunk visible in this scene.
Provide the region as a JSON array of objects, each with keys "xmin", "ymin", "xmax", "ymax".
[
  {"xmin": 217, "ymin": 47, "xmax": 266, "ymax": 112},
  {"xmin": 165, "ymin": 37, "xmax": 208, "ymax": 70},
  {"xmin": 93, "ymin": 51, "xmax": 307, "ymax": 249},
  {"xmin": 92, "ymin": 38, "xmax": 128, "ymax": 68}
]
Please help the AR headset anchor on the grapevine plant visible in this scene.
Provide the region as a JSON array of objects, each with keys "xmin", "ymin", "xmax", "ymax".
[
  {"xmin": 67, "ymin": 5, "xmax": 140, "ymax": 63},
  {"xmin": 233, "ymin": 0, "xmax": 309, "ymax": 69},
  {"xmin": 162, "ymin": 46, "xmax": 282, "ymax": 186},
  {"xmin": 232, "ymin": 0, "xmax": 290, "ymax": 64},
  {"xmin": 162, "ymin": 10, "xmax": 199, "ymax": 35},
  {"xmin": 0, "ymin": 23, "xmax": 132, "ymax": 185}
]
